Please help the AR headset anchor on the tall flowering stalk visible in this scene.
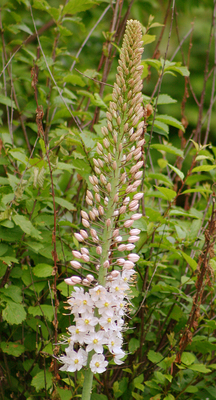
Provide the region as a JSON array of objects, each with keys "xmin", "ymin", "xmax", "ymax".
[{"xmin": 59, "ymin": 20, "xmax": 145, "ymax": 399}]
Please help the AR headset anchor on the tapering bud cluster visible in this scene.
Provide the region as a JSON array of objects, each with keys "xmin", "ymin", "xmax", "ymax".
[{"xmin": 60, "ymin": 20, "xmax": 146, "ymax": 374}]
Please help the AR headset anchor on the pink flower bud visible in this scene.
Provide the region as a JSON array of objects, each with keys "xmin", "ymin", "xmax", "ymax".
[
  {"xmin": 82, "ymin": 254, "xmax": 90, "ymax": 262},
  {"xmin": 134, "ymin": 171, "xmax": 143, "ymax": 179},
  {"xmin": 131, "ymin": 213, "xmax": 142, "ymax": 220},
  {"xmin": 81, "ymin": 247, "xmax": 89, "ymax": 255},
  {"xmin": 124, "ymin": 261, "xmax": 135, "ymax": 269},
  {"xmin": 130, "ymin": 229, "xmax": 141, "ymax": 235},
  {"xmin": 115, "ymin": 236, "xmax": 123, "ymax": 242},
  {"xmin": 82, "ymin": 218, "xmax": 90, "ymax": 228},
  {"xmin": 80, "ymin": 230, "xmax": 88, "ymax": 239},
  {"xmin": 103, "ymin": 260, "xmax": 110, "ymax": 268},
  {"xmin": 96, "ymin": 246, "xmax": 102, "ymax": 255},
  {"xmin": 113, "ymin": 229, "xmax": 119, "ymax": 237},
  {"xmin": 123, "ymin": 196, "xmax": 130, "ymax": 205},
  {"xmin": 118, "ymin": 244, "xmax": 126, "ymax": 251},
  {"xmin": 106, "ymin": 218, "xmax": 111, "ymax": 227},
  {"xmin": 86, "ymin": 190, "xmax": 93, "ymax": 200},
  {"xmin": 99, "ymin": 206, "xmax": 104, "ymax": 215},
  {"xmin": 86, "ymin": 274, "xmax": 94, "ymax": 282},
  {"xmin": 81, "ymin": 210, "xmax": 89, "ymax": 220},
  {"xmin": 72, "ymin": 250, "xmax": 82, "ymax": 258},
  {"xmin": 82, "ymin": 279, "xmax": 90, "ymax": 286},
  {"xmin": 74, "ymin": 233, "xmax": 84, "ymax": 242},
  {"xmin": 128, "ymin": 235, "xmax": 139, "ymax": 243},
  {"xmin": 133, "ymin": 192, "xmax": 143, "ymax": 200},
  {"xmin": 117, "ymin": 258, "xmax": 125, "ymax": 265},
  {"xmin": 111, "ymin": 270, "xmax": 120, "ymax": 278},
  {"xmin": 70, "ymin": 260, "xmax": 82, "ymax": 269},
  {"xmin": 90, "ymin": 228, "xmax": 97, "ymax": 238},
  {"xmin": 123, "ymin": 219, "xmax": 134, "ymax": 228},
  {"xmin": 95, "ymin": 193, "xmax": 100, "ymax": 202},
  {"xmin": 128, "ymin": 253, "xmax": 140, "ymax": 262},
  {"xmin": 133, "ymin": 180, "xmax": 142, "ymax": 188},
  {"xmin": 129, "ymin": 200, "xmax": 139, "ymax": 209},
  {"xmin": 119, "ymin": 205, "xmax": 127, "ymax": 214},
  {"xmin": 125, "ymin": 243, "xmax": 135, "ymax": 251}
]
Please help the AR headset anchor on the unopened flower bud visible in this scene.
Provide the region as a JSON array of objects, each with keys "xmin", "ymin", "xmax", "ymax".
[
  {"xmin": 86, "ymin": 274, "xmax": 94, "ymax": 282},
  {"xmin": 118, "ymin": 244, "xmax": 126, "ymax": 251},
  {"xmin": 117, "ymin": 258, "xmax": 125, "ymax": 266},
  {"xmin": 74, "ymin": 233, "xmax": 84, "ymax": 242},
  {"xmin": 96, "ymin": 246, "xmax": 102, "ymax": 255},
  {"xmin": 128, "ymin": 253, "xmax": 140, "ymax": 262},
  {"xmin": 125, "ymin": 243, "xmax": 135, "ymax": 251},
  {"xmin": 131, "ymin": 213, "xmax": 142, "ymax": 220},
  {"xmin": 81, "ymin": 247, "xmax": 89, "ymax": 255},
  {"xmin": 99, "ymin": 206, "xmax": 104, "ymax": 215},
  {"xmin": 65, "ymin": 276, "xmax": 82, "ymax": 285},
  {"xmin": 123, "ymin": 219, "xmax": 134, "ymax": 228},
  {"xmin": 72, "ymin": 250, "xmax": 82, "ymax": 258},
  {"xmin": 124, "ymin": 261, "xmax": 135, "ymax": 269},
  {"xmin": 82, "ymin": 254, "xmax": 90, "ymax": 262},
  {"xmin": 107, "ymin": 183, "xmax": 111, "ymax": 193},
  {"xmin": 82, "ymin": 218, "xmax": 90, "ymax": 228},
  {"xmin": 80, "ymin": 230, "xmax": 88, "ymax": 239},
  {"xmin": 106, "ymin": 218, "xmax": 111, "ymax": 227},
  {"xmin": 103, "ymin": 260, "xmax": 110, "ymax": 268},
  {"xmin": 70, "ymin": 260, "xmax": 82, "ymax": 269},
  {"xmin": 128, "ymin": 235, "xmax": 140, "ymax": 243}
]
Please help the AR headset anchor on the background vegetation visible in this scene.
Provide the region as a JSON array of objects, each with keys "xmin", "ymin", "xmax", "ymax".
[{"xmin": 0, "ymin": 0, "xmax": 216, "ymax": 399}]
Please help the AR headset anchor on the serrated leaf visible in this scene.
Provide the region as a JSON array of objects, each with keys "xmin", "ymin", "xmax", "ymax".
[
  {"xmin": 156, "ymin": 94, "xmax": 177, "ymax": 105},
  {"xmin": 12, "ymin": 215, "xmax": 42, "ymax": 240},
  {"xmin": 28, "ymin": 305, "xmax": 54, "ymax": 322},
  {"xmin": 2, "ymin": 301, "xmax": 26, "ymax": 324},
  {"xmin": 147, "ymin": 350, "xmax": 163, "ymax": 364},
  {"xmin": 181, "ymin": 352, "xmax": 196, "ymax": 365},
  {"xmin": 33, "ymin": 263, "xmax": 53, "ymax": 277},
  {"xmin": 0, "ymin": 94, "xmax": 17, "ymax": 109},
  {"xmin": 63, "ymin": 73, "xmax": 85, "ymax": 86},
  {"xmin": 31, "ymin": 370, "xmax": 53, "ymax": 391},
  {"xmin": 1, "ymin": 341, "xmax": 25, "ymax": 357},
  {"xmin": 155, "ymin": 186, "xmax": 176, "ymax": 201},
  {"xmin": 128, "ymin": 338, "xmax": 139, "ymax": 353},
  {"xmin": 151, "ymin": 144, "xmax": 184, "ymax": 158},
  {"xmin": 63, "ymin": 0, "xmax": 97, "ymax": 15},
  {"xmin": 0, "ymin": 286, "xmax": 22, "ymax": 303},
  {"xmin": 165, "ymin": 65, "xmax": 190, "ymax": 77},
  {"xmin": 181, "ymin": 251, "xmax": 197, "ymax": 271}
]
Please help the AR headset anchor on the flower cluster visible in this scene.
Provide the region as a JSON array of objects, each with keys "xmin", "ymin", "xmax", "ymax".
[
  {"xmin": 60, "ymin": 269, "xmax": 135, "ymax": 373},
  {"xmin": 59, "ymin": 19, "xmax": 145, "ymax": 374}
]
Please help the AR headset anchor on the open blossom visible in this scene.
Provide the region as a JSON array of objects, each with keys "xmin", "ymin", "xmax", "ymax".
[{"xmin": 59, "ymin": 19, "xmax": 145, "ymax": 375}]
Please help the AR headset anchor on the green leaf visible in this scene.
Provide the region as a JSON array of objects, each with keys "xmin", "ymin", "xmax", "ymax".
[
  {"xmin": 63, "ymin": 0, "xmax": 97, "ymax": 15},
  {"xmin": 185, "ymin": 386, "xmax": 198, "ymax": 393},
  {"xmin": 142, "ymin": 34, "xmax": 156, "ymax": 45},
  {"xmin": 148, "ymin": 350, "xmax": 163, "ymax": 364},
  {"xmin": 12, "ymin": 215, "xmax": 42, "ymax": 240},
  {"xmin": 156, "ymin": 115, "xmax": 185, "ymax": 131},
  {"xmin": 151, "ymin": 144, "xmax": 184, "ymax": 158},
  {"xmin": 181, "ymin": 251, "xmax": 197, "ymax": 271},
  {"xmin": 168, "ymin": 163, "xmax": 184, "ymax": 181},
  {"xmin": 192, "ymin": 165, "xmax": 216, "ymax": 172},
  {"xmin": 28, "ymin": 305, "xmax": 54, "ymax": 322},
  {"xmin": 9, "ymin": 150, "xmax": 28, "ymax": 165},
  {"xmin": 182, "ymin": 187, "xmax": 212, "ymax": 195},
  {"xmin": 2, "ymin": 301, "xmax": 26, "ymax": 324},
  {"xmin": 1, "ymin": 341, "xmax": 25, "ymax": 357},
  {"xmin": 0, "ymin": 95, "xmax": 17, "ymax": 109},
  {"xmin": 155, "ymin": 94, "xmax": 177, "ymax": 105},
  {"xmin": 0, "ymin": 286, "xmax": 22, "ymax": 303},
  {"xmin": 163, "ymin": 395, "xmax": 175, "ymax": 400},
  {"xmin": 189, "ymin": 364, "xmax": 211, "ymax": 373},
  {"xmin": 155, "ymin": 186, "xmax": 176, "ymax": 201},
  {"xmin": 181, "ymin": 352, "xmax": 196, "ymax": 366},
  {"xmin": 63, "ymin": 73, "xmax": 86, "ymax": 86},
  {"xmin": 164, "ymin": 65, "xmax": 190, "ymax": 77},
  {"xmin": 33, "ymin": 263, "xmax": 53, "ymax": 277},
  {"xmin": 55, "ymin": 197, "xmax": 76, "ymax": 211},
  {"xmin": 128, "ymin": 338, "xmax": 139, "ymax": 354},
  {"xmin": 148, "ymin": 173, "xmax": 173, "ymax": 187},
  {"xmin": 31, "ymin": 370, "xmax": 53, "ymax": 391},
  {"xmin": 91, "ymin": 394, "xmax": 108, "ymax": 400}
]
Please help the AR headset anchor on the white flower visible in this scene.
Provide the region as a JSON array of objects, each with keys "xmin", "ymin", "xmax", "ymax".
[
  {"xmin": 99, "ymin": 315, "xmax": 118, "ymax": 331},
  {"xmin": 75, "ymin": 312, "xmax": 98, "ymax": 332},
  {"xmin": 59, "ymin": 348, "xmax": 87, "ymax": 372},
  {"xmin": 68, "ymin": 325, "xmax": 86, "ymax": 345},
  {"xmin": 85, "ymin": 331, "xmax": 106, "ymax": 353},
  {"xmin": 107, "ymin": 333, "xmax": 123, "ymax": 353},
  {"xmin": 90, "ymin": 353, "xmax": 108, "ymax": 374},
  {"xmin": 89, "ymin": 285, "xmax": 107, "ymax": 301},
  {"xmin": 113, "ymin": 349, "xmax": 126, "ymax": 365}
]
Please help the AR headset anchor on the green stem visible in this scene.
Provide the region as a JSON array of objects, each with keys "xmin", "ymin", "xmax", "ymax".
[{"xmin": 81, "ymin": 351, "xmax": 94, "ymax": 400}]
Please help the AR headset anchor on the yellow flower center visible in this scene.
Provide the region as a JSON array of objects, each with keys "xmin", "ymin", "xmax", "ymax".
[
  {"xmin": 83, "ymin": 300, "xmax": 87, "ymax": 305},
  {"xmin": 115, "ymin": 286, "xmax": 119, "ymax": 291},
  {"xmin": 75, "ymin": 328, "xmax": 80, "ymax": 334},
  {"xmin": 85, "ymin": 319, "xmax": 89, "ymax": 325},
  {"xmin": 107, "ymin": 318, "xmax": 111, "ymax": 323},
  {"xmin": 95, "ymin": 362, "xmax": 100, "ymax": 367},
  {"xmin": 104, "ymin": 302, "xmax": 109, "ymax": 307},
  {"xmin": 93, "ymin": 338, "xmax": 98, "ymax": 344},
  {"xmin": 111, "ymin": 341, "xmax": 114, "ymax": 346},
  {"xmin": 74, "ymin": 358, "xmax": 79, "ymax": 364}
]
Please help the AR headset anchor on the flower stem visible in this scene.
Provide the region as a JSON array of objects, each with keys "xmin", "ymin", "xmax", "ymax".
[{"xmin": 81, "ymin": 351, "xmax": 94, "ymax": 400}]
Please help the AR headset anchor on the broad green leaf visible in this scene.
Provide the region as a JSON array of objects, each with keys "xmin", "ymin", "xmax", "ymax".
[
  {"xmin": 63, "ymin": 73, "xmax": 86, "ymax": 86},
  {"xmin": 148, "ymin": 173, "xmax": 173, "ymax": 187},
  {"xmin": 189, "ymin": 364, "xmax": 211, "ymax": 373},
  {"xmin": 2, "ymin": 301, "xmax": 26, "ymax": 325},
  {"xmin": 142, "ymin": 34, "xmax": 156, "ymax": 45},
  {"xmin": 33, "ymin": 0, "xmax": 50, "ymax": 10},
  {"xmin": 149, "ymin": 120, "xmax": 169, "ymax": 134},
  {"xmin": 9, "ymin": 150, "xmax": 28, "ymax": 165},
  {"xmin": 31, "ymin": 370, "xmax": 53, "ymax": 391},
  {"xmin": 165, "ymin": 65, "xmax": 190, "ymax": 76},
  {"xmin": 185, "ymin": 386, "xmax": 198, "ymax": 393},
  {"xmin": 151, "ymin": 144, "xmax": 184, "ymax": 158},
  {"xmin": 0, "ymin": 95, "xmax": 17, "ymax": 109},
  {"xmin": 155, "ymin": 94, "xmax": 177, "ymax": 105},
  {"xmin": 12, "ymin": 215, "xmax": 42, "ymax": 240},
  {"xmin": 163, "ymin": 395, "xmax": 175, "ymax": 400},
  {"xmin": 63, "ymin": 0, "xmax": 97, "ymax": 15},
  {"xmin": 181, "ymin": 251, "xmax": 197, "ymax": 271},
  {"xmin": 147, "ymin": 350, "xmax": 163, "ymax": 364},
  {"xmin": 143, "ymin": 59, "xmax": 161, "ymax": 70},
  {"xmin": 33, "ymin": 263, "xmax": 53, "ymax": 277},
  {"xmin": 169, "ymin": 305, "xmax": 182, "ymax": 321},
  {"xmin": 155, "ymin": 186, "xmax": 176, "ymax": 201},
  {"xmin": 28, "ymin": 305, "xmax": 54, "ymax": 322},
  {"xmin": 168, "ymin": 163, "xmax": 184, "ymax": 181},
  {"xmin": 16, "ymin": 23, "xmax": 33, "ymax": 35},
  {"xmin": 181, "ymin": 352, "xmax": 196, "ymax": 365},
  {"xmin": 55, "ymin": 197, "xmax": 76, "ymax": 211},
  {"xmin": 1, "ymin": 342, "xmax": 25, "ymax": 357},
  {"xmin": 91, "ymin": 394, "xmax": 108, "ymax": 400},
  {"xmin": 128, "ymin": 338, "xmax": 139, "ymax": 353},
  {"xmin": 192, "ymin": 165, "xmax": 216, "ymax": 172},
  {"xmin": 156, "ymin": 114, "xmax": 185, "ymax": 131},
  {"xmin": 0, "ymin": 286, "xmax": 22, "ymax": 303}
]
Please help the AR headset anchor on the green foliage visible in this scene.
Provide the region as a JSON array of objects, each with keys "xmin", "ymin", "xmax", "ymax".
[{"xmin": 0, "ymin": 0, "xmax": 216, "ymax": 399}]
